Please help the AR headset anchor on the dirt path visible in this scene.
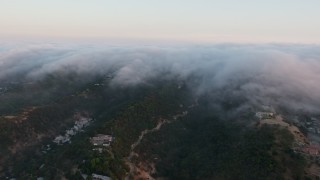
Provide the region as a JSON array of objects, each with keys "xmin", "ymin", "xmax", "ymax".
[
  {"xmin": 125, "ymin": 119, "xmax": 168, "ymax": 180},
  {"xmin": 125, "ymin": 111, "xmax": 189, "ymax": 180}
]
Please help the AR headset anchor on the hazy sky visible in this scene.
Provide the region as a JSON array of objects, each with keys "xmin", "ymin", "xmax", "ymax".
[{"xmin": 1, "ymin": 0, "xmax": 320, "ymax": 43}]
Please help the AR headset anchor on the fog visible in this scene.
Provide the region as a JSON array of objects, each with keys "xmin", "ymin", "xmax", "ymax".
[{"xmin": 1, "ymin": 43, "xmax": 320, "ymax": 114}]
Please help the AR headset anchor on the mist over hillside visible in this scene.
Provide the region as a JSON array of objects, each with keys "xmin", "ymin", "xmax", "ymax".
[
  {"xmin": 1, "ymin": 42, "xmax": 320, "ymax": 179},
  {"xmin": 1, "ymin": 43, "xmax": 320, "ymax": 114}
]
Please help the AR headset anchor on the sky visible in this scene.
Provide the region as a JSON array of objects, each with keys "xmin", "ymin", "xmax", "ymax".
[{"xmin": 1, "ymin": 0, "xmax": 320, "ymax": 43}]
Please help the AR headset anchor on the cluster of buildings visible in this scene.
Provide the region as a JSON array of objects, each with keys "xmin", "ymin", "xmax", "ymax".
[{"xmin": 53, "ymin": 116, "xmax": 93, "ymax": 145}]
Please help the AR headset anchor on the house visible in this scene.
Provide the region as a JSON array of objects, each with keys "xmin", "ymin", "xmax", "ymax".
[
  {"xmin": 255, "ymin": 112, "xmax": 275, "ymax": 119},
  {"xmin": 92, "ymin": 173, "xmax": 111, "ymax": 180},
  {"xmin": 53, "ymin": 115, "xmax": 93, "ymax": 145},
  {"xmin": 90, "ymin": 134, "xmax": 113, "ymax": 146}
]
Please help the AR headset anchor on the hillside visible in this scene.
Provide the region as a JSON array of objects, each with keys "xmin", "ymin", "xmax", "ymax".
[{"xmin": 0, "ymin": 72, "xmax": 316, "ymax": 179}]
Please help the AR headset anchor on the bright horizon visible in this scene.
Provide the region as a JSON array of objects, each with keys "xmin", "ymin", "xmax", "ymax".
[{"xmin": 1, "ymin": 0, "xmax": 320, "ymax": 43}]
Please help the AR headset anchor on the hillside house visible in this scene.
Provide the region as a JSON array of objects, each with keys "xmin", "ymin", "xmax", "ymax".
[
  {"xmin": 90, "ymin": 134, "xmax": 113, "ymax": 147},
  {"xmin": 92, "ymin": 173, "xmax": 111, "ymax": 180},
  {"xmin": 255, "ymin": 112, "xmax": 275, "ymax": 120}
]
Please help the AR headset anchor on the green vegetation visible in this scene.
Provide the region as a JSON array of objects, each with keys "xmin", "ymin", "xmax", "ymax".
[
  {"xmin": 0, "ymin": 74, "xmax": 307, "ymax": 179},
  {"xmin": 0, "ymin": 76, "xmax": 189, "ymax": 179},
  {"xmin": 77, "ymin": 81, "xmax": 189, "ymax": 179},
  {"xmin": 136, "ymin": 109, "xmax": 306, "ymax": 180}
]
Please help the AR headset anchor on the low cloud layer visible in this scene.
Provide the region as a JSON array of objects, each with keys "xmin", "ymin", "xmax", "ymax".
[{"xmin": 1, "ymin": 43, "xmax": 320, "ymax": 114}]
